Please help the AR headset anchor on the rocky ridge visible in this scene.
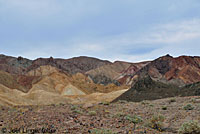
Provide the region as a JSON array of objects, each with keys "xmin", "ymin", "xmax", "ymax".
[{"xmin": 0, "ymin": 54, "xmax": 200, "ymax": 106}]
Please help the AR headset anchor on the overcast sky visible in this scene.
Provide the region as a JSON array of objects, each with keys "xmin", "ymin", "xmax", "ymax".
[{"xmin": 0, "ymin": 0, "xmax": 200, "ymax": 62}]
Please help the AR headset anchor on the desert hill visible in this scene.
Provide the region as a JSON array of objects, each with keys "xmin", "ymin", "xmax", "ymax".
[
  {"xmin": 0, "ymin": 64, "xmax": 127, "ymax": 106},
  {"xmin": 0, "ymin": 54, "xmax": 200, "ymax": 106},
  {"xmin": 0, "ymin": 54, "xmax": 111, "ymax": 75},
  {"xmin": 115, "ymin": 55, "xmax": 200, "ymax": 102},
  {"xmin": 86, "ymin": 61, "xmax": 149, "ymax": 85},
  {"xmin": 133, "ymin": 55, "xmax": 200, "ymax": 86},
  {"xmin": 114, "ymin": 75, "xmax": 200, "ymax": 102}
]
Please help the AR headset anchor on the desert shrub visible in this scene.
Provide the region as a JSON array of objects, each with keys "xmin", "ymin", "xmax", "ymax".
[
  {"xmin": 141, "ymin": 100, "xmax": 149, "ymax": 105},
  {"xmin": 183, "ymin": 104, "xmax": 194, "ymax": 110},
  {"xmin": 51, "ymin": 104, "xmax": 56, "ymax": 107},
  {"xmin": 124, "ymin": 115, "xmax": 143, "ymax": 130},
  {"xmin": 113, "ymin": 112, "xmax": 125, "ymax": 118},
  {"xmin": 88, "ymin": 111, "xmax": 97, "ymax": 116},
  {"xmin": 162, "ymin": 106, "xmax": 167, "ymax": 110},
  {"xmin": 73, "ymin": 110, "xmax": 82, "ymax": 114},
  {"xmin": 148, "ymin": 114, "xmax": 165, "ymax": 131},
  {"xmin": 149, "ymin": 104, "xmax": 154, "ymax": 107},
  {"xmin": 169, "ymin": 98, "xmax": 176, "ymax": 103},
  {"xmin": 91, "ymin": 128, "xmax": 113, "ymax": 134},
  {"xmin": 59, "ymin": 103, "xmax": 65, "ymax": 106},
  {"xmin": 191, "ymin": 98, "xmax": 197, "ymax": 103},
  {"xmin": 71, "ymin": 105, "xmax": 78, "ymax": 110},
  {"xmin": 178, "ymin": 120, "xmax": 200, "ymax": 134}
]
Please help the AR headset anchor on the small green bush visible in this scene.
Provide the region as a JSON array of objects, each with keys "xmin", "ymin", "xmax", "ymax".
[
  {"xmin": 141, "ymin": 100, "xmax": 149, "ymax": 105},
  {"xmin": 162, "ymin": 106, "xmax": 167, "ymax": 110},
  {"xmin": 91, "ymin": 128, "xmax": 113, "ymax": 134},
  {"xmin": 183, "ymin": 104, "xmax": 194, "ymax": 110},
  {"xmin": 124, "ymin": 115, "xmax": 143, "ymax": 130},
  {"xmin": 71, "ymin": 105, "xmax": 78, "ymax": 110},
  {"xmin": 113, "ymin": 112, "xmax": 125, "ymax": 118},
  {"xmin": 169, "ymin": 98, "xmax": 176, "ymax": 103},
  {"xmin": 59, "ymin": 103, "xmax": 65, "ymax": 106},
  {"xmin": 191, "ymin": 98, "xmax": 197, "ymax": 103},
  {"xmin": 178, "ymin": 120, "xmax": 200, "ymax": 134},
  {"xmin": 148, "ymin": 114, "xmax": 165, "ymax": 131},
  {"xmin": 88, "ymin": 111, "xmax": 97, "ymax": 116},
  {"xmin": 149, "ymin": 104, "xmax": 154, "ymax": 107},
  {"xmin": 73, "ymin": 110, "xmax": 82, "ymax": 114}
]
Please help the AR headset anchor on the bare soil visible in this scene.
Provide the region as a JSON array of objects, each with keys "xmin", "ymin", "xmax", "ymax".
[{"xmin": 0, "ymin": 96, "xmax": 199, "ymax": 134}]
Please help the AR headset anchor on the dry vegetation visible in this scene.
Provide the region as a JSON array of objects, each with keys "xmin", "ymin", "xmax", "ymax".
[{"xmin": 0, "ymin": 96, "xmax": 199, "ymax": 134}]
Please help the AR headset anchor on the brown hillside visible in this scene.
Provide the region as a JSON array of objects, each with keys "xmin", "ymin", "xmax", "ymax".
[
  {"xmin": 131, "ymin": 55, "xmax": 200, "ymax": 86},
  {"xmin": 0, "ymin": 54, "xmax": 111, "ymax": 75},
  {"xmin": 86, "ymin": 61, "xmax": 149, "ymax": 85}
]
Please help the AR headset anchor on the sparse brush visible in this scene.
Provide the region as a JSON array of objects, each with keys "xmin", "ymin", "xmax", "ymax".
[
  {"xmin": 149, "ymin": 104, "xmax": 154, "ymax": 107},
  {"xmin": 73, "ymin": 110, "xmax": 82, "ymax": 114},
  {"xmin": 113, "ymin": 112, "xmax": 125, "ymax": 118},
  {"xmin": 91, "ymin": 128, "xmax": 113, "ymax": 134},
  {"xmin": 162, "ymin": 106, "xmax": 167, "ymax": 110},
  {"xmin": 51, "ymin": 104, "xmax": 56, "ymax": 107},
  {"xmin": 71, "ymin": 105, "xmax": 78, "ymax": 110},
  {"xmin": 178, "ymin": 120, "xmax": 200, "ymax": 134},
  {"xmin": 124, "ymin": 115, "xmax": 143, "ymax": 130},
  {"xmin": 141, "ymin": 100, "xmax": 149, "ymax": 105},
  {"xmin": 88, "ymin": 111, "xmax": 97, "ymax": 116},
  {"xmin": 190, "ymin": 98, "xmax": 196, "ymax": 103},
  {"xmin": 59, "ymin": 103, "xmax": 65, "ymax": 106},
  {"xmin": 183, "ymin": 104, "xmax": 194, "ymax": 110},
  {"xmin": 169, "ymin": 98, "xmax": 176, "ymax": 103},
  {"xmin": 147, "ymin": 114, "xmax": 165, "ymax": 131}
]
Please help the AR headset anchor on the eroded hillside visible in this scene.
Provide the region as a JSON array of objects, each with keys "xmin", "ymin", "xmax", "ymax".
[{"xmin": 0, "ymin": 54, "xmax": 200, "ymax": 106}]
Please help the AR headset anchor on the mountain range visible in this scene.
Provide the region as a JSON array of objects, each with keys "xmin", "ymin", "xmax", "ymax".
[{"xmin": 0, "ymin": 54, "xmax": 200, "ymax": 106}]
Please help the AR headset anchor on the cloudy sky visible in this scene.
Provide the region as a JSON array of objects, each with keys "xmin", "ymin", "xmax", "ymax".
[{"xmin": 0, "ymin": 0, "xmax": 200, "ymax": 62}]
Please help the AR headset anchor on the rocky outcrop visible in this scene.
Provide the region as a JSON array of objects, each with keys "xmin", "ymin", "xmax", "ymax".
[
  {"xmin": 114, "ymin": 76, "xmax": 200, "ymax": 102},
  {"xmin": 28, "ymin": 56, "xmax": 111, "ymax": 75},
  {"xmin": 88, "ymin": 74, "xmax": 120, "ymax": 86},
  {"xmin": 116, "ymin": 61, "xmax": 150, "ymax": 85},
  {"xmin": 0, "ymin": 54, "xmax": 32, "ymax": 74},
  {"xmin": 86, "ymin": 61, "xmax": 131, "ymax": 85},
  {"xmin": 131, "ymin": 55, "xmax": 200, "ymax": 86},
  {"xmin": 26, "ymin": 65, "xmax": 60, "ymax": 76},
  {"xmin": 114, "ymin": 55, "xmax": 200, "ymax": 102}
]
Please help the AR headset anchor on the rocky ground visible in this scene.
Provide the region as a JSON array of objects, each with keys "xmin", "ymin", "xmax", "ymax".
[{"xmin": 0, "ymin": 96, "xmax": 200, "ymax": 134}]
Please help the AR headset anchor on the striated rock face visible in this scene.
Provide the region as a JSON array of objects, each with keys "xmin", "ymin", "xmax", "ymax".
[
  {"xmin": 88, "ymin": 74, "xmax": 121, "ymax": 86},
  {"xmin": 132, "ymin": 55, "xmax": 200, "ymax": 86},
  {"xmin": 0, "ymin": 54, "xmax": 200, "ymax": 105},
  {"xmin": 114, "ymin": 55, "xmax": 200, "ymax": 102},
  {"xmin": 165, "ymin": 56, "xmax": 200, "ymax": 84},
  {"xmin": 86, "ymin": 61, "xmax": 149, "ymax": 86},
  {"xmin": 0, "ymin": 71, "xmax": 41, "ymax": 93},
  {"xmin": 116, "ymin": 61, "xmax": 150, "ymax": 85},
  {"xmin": 86, "ymin": 61, "xmax": 132, "ymax": 85},
  {"xmin": 27, "ymin": 65, "xmax": 60, "ymax": 76},
  {"xmin": 1, "ymin": 54, "xmax": 199, "ymax": 87}
]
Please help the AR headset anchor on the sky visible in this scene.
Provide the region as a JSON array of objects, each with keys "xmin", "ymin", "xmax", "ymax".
[{"xmin": 0, "ymin": 0, "xmax": 200, "ymax": 62}]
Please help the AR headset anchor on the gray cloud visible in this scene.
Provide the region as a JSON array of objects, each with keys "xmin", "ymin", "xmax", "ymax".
[{"xmin": 0, "ymin": 0, "xmax": 200, "ymax": 62}]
